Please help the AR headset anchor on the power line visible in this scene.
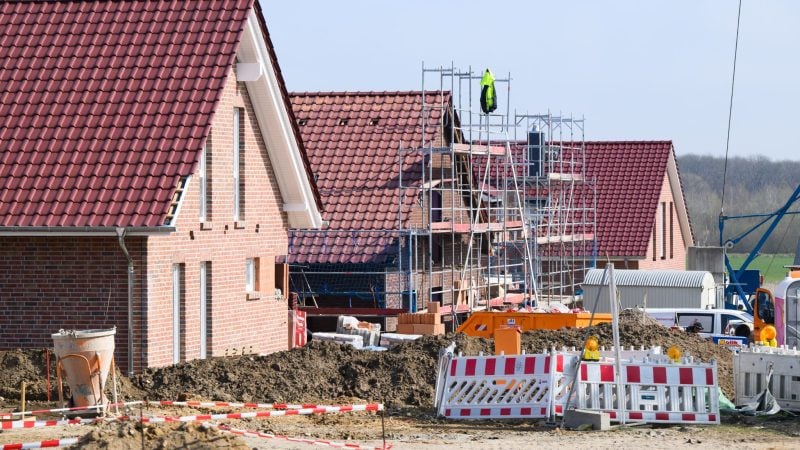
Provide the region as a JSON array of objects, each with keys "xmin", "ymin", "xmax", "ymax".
[{"xmin": 720, "ymin": 0, "xmax": 743, "ymax": 215}]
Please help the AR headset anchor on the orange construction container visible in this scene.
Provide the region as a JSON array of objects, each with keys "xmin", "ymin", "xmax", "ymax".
[
  {"xmin": 456, "ymin": 311, "xmax": 613, "ymax": 339},
  {"xmin": 494, "ymin": 326, "xmax": 522, "ymax": 355}
]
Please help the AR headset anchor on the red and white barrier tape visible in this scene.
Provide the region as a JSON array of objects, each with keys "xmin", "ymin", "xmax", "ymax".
[
  {"xmin": 1, "ymin": 416, "xmax": 100, "ymax": 431},
  {"xmin": 0, "ymin": 401, "xmax": 143, "ymax": 419},
  {"xmin": 151, "ymin": 400, "xmax": 323, "ymax": 410},
  {"xmin": 218, "ymin": 425, "xmax": 391, "ymax": 450},
  {"xmin": 129, "ymin": 404, "xmax": 383, "ymax": 425},
  {"xmin": 0, "ymin": 437, "xmax": 80, "ymax": 450}
]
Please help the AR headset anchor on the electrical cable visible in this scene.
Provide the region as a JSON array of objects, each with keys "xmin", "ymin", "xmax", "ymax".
[{"xmin": 720, "ymin": 0, "xmax": 743, "ymax": 216}]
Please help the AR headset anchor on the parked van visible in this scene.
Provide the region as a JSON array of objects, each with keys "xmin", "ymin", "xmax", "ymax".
[{"xmin": 640, "ymin": 308, "xmax": 753, "ymax": 348}]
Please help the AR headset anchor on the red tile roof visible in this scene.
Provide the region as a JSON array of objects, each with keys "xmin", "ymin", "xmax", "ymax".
[
  {"xmin": 473, "ymin": 140, "xmax": 679, "ymax": 259},
  {"xmin": 585, "ymin": 141, "xmax": 675, "ymax": 258},
  {"xmin": 288, "ymin": 91, "xmax": 449, "ymax": 264},
  {"xmin": 0, "ymin": 0, "xmax": 253, "ymax": 228}
]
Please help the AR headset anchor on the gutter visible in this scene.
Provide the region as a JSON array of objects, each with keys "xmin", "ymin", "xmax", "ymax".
[
  {"xmin": 0, "ymin": 226, "xmax": 174, "ymax": 236},
  {"xmin": 116, "ymin": 228, "xmax": 136, "ymax": 377}
]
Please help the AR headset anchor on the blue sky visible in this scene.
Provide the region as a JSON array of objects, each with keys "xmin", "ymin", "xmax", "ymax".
[{"xmin": 264, "ymin": 1, "xmax": 800, "ymax": 161}]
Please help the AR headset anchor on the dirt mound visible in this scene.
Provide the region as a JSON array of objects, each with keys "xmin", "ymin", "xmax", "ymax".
[
  {"xmin": 0, "ymin": 349, "xmax": 54, "ymax": 401},
  {"xmin": 134, "ymin": 320, "xmax": 734, "ymax": 408},
  {"xmin": 1, "ymin": 318, "xmax": 735, "ymax": 410},
  {"xmin": 0, "ymin": 348, "xmax": 144, "ymax": 402},
  {"xmin": 70, "ymin": 422, "xmax": 248, "ymax": 450},
  {"xmin": 134, "ymin": 337, "xmax": 449, "ymax": 408}
]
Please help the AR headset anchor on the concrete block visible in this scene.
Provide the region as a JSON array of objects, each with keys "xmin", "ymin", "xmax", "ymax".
[{"xmin": 563, "ymin": 409, "xmax": 611, "ymax": 431}]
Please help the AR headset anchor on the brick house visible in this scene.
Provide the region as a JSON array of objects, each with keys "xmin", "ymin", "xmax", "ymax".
[
  {"xmin": 585, "ymin": 141, "xmax": 693, "ymax": 270},
  {"xmin": 0, "ymin": 0, "xmax": 322, "ymax": 373}
]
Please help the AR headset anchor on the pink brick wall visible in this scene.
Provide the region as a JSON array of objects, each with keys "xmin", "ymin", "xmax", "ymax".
[
  {"xmin": 639, "ymin": 173, "xmax": 687, "ymax": 270},
  {"xmin": 144, "ymin": 65, "xmax": 291, "ymax": 369}
]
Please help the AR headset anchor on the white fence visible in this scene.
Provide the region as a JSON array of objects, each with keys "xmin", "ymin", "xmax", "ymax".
[
  {"xmin": 734, "ymin": 346, "xmax": 800, "ymax": 411},
  {"xmin": 436, "ymin": 347, "xmax": 720, "ymax": 424}
]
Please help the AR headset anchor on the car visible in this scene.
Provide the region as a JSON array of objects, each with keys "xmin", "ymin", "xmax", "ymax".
[{"xmin": 638, "ymin": 308, "xmax": 754, "ymax": 348}]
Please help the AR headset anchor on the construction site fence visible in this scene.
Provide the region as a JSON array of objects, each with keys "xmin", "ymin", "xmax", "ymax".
[
  {"xmin": 734, "ymin": 345, "xmax": 800, "ymax": 412},
  {"xmin": 435, "ymin": 347, "xmax": 719, "ymax": 424}
]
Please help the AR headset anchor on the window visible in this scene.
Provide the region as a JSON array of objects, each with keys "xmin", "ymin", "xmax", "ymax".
[
  {"xmin": 233, "ymin": 108, "xmax": 244, "ymax": 221},
  {"xmin": 199, "ymin": 262, "xmax": 209, "ymax": 359},
  {"xmin": 245, "ymin": 257, "xmax": 260, "ymax": 293},
  {"xmin": 172, "ymin": 264, "xmax": 185, "ymax": 364},
  {"xmin": 659, "ymin": 202, "xmax": 666, "ymax": 259},
  {"xmin": 669, "ymin": 202, "xmax": 674, "ymax": 259},
  {"xmin": 677, "ymin": 313, "xmax": 713, "ymax": 334},
  {"xmin": 199, "ymin": 140, "xmax": 211, "ymax": 222}
]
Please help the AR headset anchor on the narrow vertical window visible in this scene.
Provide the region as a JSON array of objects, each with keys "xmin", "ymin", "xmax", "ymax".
[
  {"xmin": 233, "ymin": 108, "xmax": 244, "ymax": 222},
  {"xmin": 172, "ymin": 264, "xmax": 184, "ymax": 364},
  {"xmin": 652, "ymin": 222, "xmax": 657, "ymax": 262},
  {"xmin": 661, "ymin": 202, "xmax": 667, "ymax": 259},
  {"xmin": 199, "ymin": 262, "xmax": 208, "ymax": 359},
  {"xmin": 246, "ymin": 257, "xmax": 260, "ymax": 292},
  {"xmin": 199, "ymin": 142, "xmax": 207, "ymax": 222},
  {"xmin": 669, "ymin": 202, "xmax": 674, "ymax": 259}
]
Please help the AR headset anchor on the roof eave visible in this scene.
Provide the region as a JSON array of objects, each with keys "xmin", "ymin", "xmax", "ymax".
[
  {"xmin": 0, "ymin": 226, "xmax": 175, "ymax": 237},
  {"xmin": 236, "ymin": 8, "xmax": 322, "ymax": 229}
]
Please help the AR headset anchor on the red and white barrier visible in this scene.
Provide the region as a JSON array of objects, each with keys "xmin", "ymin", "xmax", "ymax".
[
  {"xmin": 152, "ymin": 400, "xmax": 324, "ymax": 410},
  {"xmin": 436, "ymin": 352, "xmax": 553, "ymax": 419},
  {"xmin": 0, "ymin": 401, "xmax": 142, "ymax": 419},
  {"xmin": 436, "ymin": 348, "xmax": 721, "ymax": 424},
  {"xmin": 1, "ymin": 416, "xmax": 100, "ymax": 430},
  {"xmin": 571, "ymin": 359, "xmax": 719, "ymax": 424},
  {"xmin": 219, "ymin": 425, "xmax": 390, "ymax": 450},
  {"xmin": 1, "ymin": 437, "xmax": 80, "ymax": 450},
  {"xmin": 129, "ymin": 404, "xmax": 383, "ymax": 425}
]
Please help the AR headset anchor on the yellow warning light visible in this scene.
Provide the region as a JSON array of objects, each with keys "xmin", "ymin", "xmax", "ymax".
[
  {"xmin": 582, "ymin": 336, "xmax": 600, "ymax": 361},
  {"xmin": 667, "ymin": 345, "xmax": 681, "ymax": 363},
  {"xmin": 762, "ymin": 325, "xmax": 778, "ymax": 347}
]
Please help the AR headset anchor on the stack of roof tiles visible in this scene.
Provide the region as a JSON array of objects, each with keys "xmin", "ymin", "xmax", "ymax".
[
  {"xmin": 288, "ymin": 91, "xmax": 449, "ymax": 264},
  {"xmin": 0, "ymin": 0, "xmax": 254, "ymax": 227}
]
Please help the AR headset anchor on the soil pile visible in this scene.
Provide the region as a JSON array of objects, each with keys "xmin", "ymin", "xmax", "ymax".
[
  {"xmin": 0, "ymin": 349, "xmax": 54, "ymax": 401},
  {"xmin": 0, "ymin": 316, "xmax": 735, "ymax": 409},
  {"xmin": 0, "ymin": 348, "xmax": 143, "ymax": 402},
  {"xmin": 134, "ymin": 317, "xmax": 734, "ymax": 408},
  {"xmin": 70, "ymin": 422, "xmax": 248, "ymax": 450}
]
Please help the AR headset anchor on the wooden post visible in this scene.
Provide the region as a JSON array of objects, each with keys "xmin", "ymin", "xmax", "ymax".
[{"xmin": 20, "ymin": 381, "xmax": 26, "ymax": 420}]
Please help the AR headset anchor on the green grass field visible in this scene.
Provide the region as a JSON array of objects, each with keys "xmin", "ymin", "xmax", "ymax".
[{"xmin": 727, "ymin": 253, "xmax": 795, "ymax": 284}]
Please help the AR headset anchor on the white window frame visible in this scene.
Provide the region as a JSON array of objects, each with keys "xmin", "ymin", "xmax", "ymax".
[
  {"xmin": 245, "ymin": 258, "xmax": 255, "ymax": 292},
  {"xmin": 199, "ymin": 262, "xmax": 208, "ymax": 359},
  {"xmin": 172, "ymin": 264, "xmax": 182, "ymax": 364},
  {"xmin": 233, "ymin": 108, "xmax": 241, "ymax": 221},
  {"xmin": 199, "ymin": 142, "xmax": 207, "ymax": 222}
]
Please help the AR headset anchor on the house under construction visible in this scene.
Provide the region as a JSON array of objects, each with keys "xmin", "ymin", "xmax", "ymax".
[{"xmin": 287, "ymin": 65, "xmax": 596, "ymax": 329}]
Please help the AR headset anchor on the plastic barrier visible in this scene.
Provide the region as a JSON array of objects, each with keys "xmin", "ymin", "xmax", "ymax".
[
  {"xmin": 436, "ymin": 346, "xmax": 720, "ymax": 424},
  {"xmin": 436, "ymin": 352, "xmax": 554, "ymax": 419},
  {"xmin": 734, "ymin": 346, "xmax": 800, "ymax": 411},
  {"xmin": 567, "ymin": 359, "xmax": 719, "ymax": 424}
]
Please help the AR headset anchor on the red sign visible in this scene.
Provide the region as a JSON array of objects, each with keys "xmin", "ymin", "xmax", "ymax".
[{"xmin": 288, "ymin": 310, "xmax": 307, "ymax": 348}]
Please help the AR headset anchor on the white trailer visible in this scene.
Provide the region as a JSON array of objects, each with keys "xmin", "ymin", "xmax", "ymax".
[{"xmin": 582, "ymin": 269, "xmax": 717, "ymax": 312}]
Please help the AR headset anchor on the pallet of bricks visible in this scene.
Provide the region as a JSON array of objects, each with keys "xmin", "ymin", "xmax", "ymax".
[{"xmin": 396, "ymin": 302, "xmax": 444, "ymax": 335}]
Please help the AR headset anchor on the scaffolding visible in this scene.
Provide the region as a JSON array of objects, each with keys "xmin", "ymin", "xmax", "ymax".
[
  {"xmin": 513, "ymin": 114, "xmax": 597, "ymax": 302},
  {"xmin": 399, "ymin": 64, "xmax": 537, "ymax": 320},
  {"xmin": 287, "ymin": 65, "xmax": 596, "ymax": 321}
]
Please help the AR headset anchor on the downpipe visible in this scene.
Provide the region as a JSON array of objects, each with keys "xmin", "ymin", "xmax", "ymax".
[{"xmin": 116, "ymin": 228, "xmax": 135, "ymax": 377}]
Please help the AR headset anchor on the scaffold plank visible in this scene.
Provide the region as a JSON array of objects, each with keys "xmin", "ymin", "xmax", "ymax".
[
  {"xmin": 431, "ymin": 221, "xmax": 524, "ymax": 233},
  {"xmin": 536, "ymin": 233, "xmax": 595, "ymax": 244}
]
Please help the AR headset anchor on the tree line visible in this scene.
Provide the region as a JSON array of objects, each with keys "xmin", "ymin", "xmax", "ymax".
[{"xmin": 677, "ymin": 154, "xmax": 800, "ymax": 254}]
